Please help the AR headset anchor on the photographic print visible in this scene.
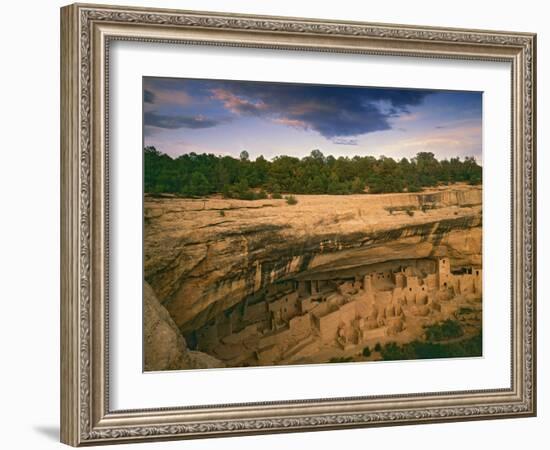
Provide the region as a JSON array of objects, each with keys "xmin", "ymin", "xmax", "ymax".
[
  {"xmin": 143, "ymin": 77, "xmax": 483, "ymax": 372},
  {"xmin": 61, "ymin": 6, "xmax": 536, "ymax": 443}
]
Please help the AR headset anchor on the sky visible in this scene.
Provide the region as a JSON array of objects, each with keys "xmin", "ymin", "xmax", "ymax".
[{"xmin": 143, "ymin": 77, "xmax": 482, "ymax": 164}]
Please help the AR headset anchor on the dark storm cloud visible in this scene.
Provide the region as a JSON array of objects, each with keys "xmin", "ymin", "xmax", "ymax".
[
  {"xmin": 143, "ymin": 77, "xmax": 439, "ymax": 139},
  {"xmin": 210, "ymin": 81, "xmax": 434, "ymax": 139},
  {"xmin": 144, "ymin": 111, "xmax": 226, "ymax": 130},
  {"xmin": 143, "ymin": 89, "xmax": 155, "ymax": 104}
]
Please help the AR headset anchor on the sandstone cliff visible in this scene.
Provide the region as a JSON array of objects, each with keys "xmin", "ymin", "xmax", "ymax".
[
  {"xmin": 144, "ymin": 184, "xmax": 482, "ymax": 334},
  {"xmin": 143, "ymin": 281, "xmax": 224, "ymax": 371}
]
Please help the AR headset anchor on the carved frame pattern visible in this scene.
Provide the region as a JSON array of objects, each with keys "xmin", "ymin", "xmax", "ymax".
[{"xmin": 60, "ymin": 3, "xmax": 536, "ymax": 446}]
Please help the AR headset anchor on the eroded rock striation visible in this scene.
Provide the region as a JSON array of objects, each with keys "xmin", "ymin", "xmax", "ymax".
[{"xmin": 145, "ymin": 185, "xmax": 482, "ymax": 346}]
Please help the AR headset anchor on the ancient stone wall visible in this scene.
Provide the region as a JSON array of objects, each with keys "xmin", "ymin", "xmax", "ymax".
[
  {"xmin": 289, "ymin": 314, "xmax": 311, "ymax": 340},
  {"xmin": 243, "ymin": 300, "xmax": 267, "ymax": 323},
  {"xmin": 187, "ymin": 254, "xmax": 482, "ymax": 368}
]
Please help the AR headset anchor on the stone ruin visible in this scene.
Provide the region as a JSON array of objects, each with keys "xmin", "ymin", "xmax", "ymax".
[{"xmin": 189, "ymin": 256, "xmax": 482, "ymax": 367}]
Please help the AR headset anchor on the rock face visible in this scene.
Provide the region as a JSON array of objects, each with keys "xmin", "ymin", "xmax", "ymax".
[
  {"xmin": 191, "ymin": 255, "xmax": 482, "ymax": 368},
  {"xmin": 143, "ymin": 281, "xmax": 224, "ymax": 371},
  {"xmin": 144, "ymin": 184, "xmax": 482, "ymax": 335}
]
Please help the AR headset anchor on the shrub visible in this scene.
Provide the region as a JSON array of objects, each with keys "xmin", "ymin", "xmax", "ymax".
[
  {"xmin": 380, "ymin": 342, "xmax": 411, "ymax": 361},
  {"xmin": 405, "ymin": 208, "xmax": 414, "ymax": 217},
  {"xmin": 378, "ymin": 334, "xmax": 482, "ymax": 361},
  {"xmin": 285, "ymin": 195, "xmax": 298, "ymax": 205},
  {"xmin": 374, "ymin": 342, "xmax": 382, "ymax": 352},
  {"xmin": 362, "ymin": 346, "xmax": 371, "ymax": 357},
  {"xmin": 271, "ymin": 192, "xmax": 283, "ymax": 199},
  {"xmin": 256, "ymin": 190, "xmax": 268, "ymax": 199},
  {"xmin": 222, "ymin": 185, "xmax": 232, "ymax": 199},
  {"xmin": 237, "ymin": 190, "xmax": 255, "ymax": 200},
  {"xmin": 424, "ymin": 319, "xmax": 464, "ymax": 342},
  {"xmin": 219, "ymin": 210, "xmax": 225, "ymax": 217}
]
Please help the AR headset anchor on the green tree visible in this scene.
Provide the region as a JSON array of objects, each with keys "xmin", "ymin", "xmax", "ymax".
[
  {"xmin": 187, "ymin": 172, "xmax": 210, "ymax": 196},
  {"xmin": 351, "ymin": 177, "xmax": 364, "ymax": 193},
  {"xmin": 143, "ymin": 148, "xmax": 482, "ymax": 198},
  {"xmin": 285, "ymin": 195, "xmax": 298, "ymax": 205},
  {"xmin": 310, "ymin": 149, "xmax": 325, "ymax": 162}
]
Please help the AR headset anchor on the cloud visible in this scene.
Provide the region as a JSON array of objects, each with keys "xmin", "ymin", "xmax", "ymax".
[
  {"xmin": 391, "ymin": 112, "xmax": 422, "ymax": 123},
  {"xmin": 210, "ymin": 82, "xmax": 432, "ymax": 139},
  {"xmin": 144, "ymin": 126, "xmax": 159, "ymax": 137},
  {"xmin": 144, "ymin": 111, "xmax": 227, "ymax": 130},
  {"xmin": 211, "ymin": 89, "xmax": 267, "ymax": 115},
  {"xmin": 143, "ymin": 79, "xmax": 192, "ymax": 106},
  {"xmin": 144, "ymin": 89, "xmax": 155, "ymax": 104},
  {"xmin": 143, "ymin": 78, "xmax": 438, "ymax": 140},
  {"xmin": 272, "ymin": 117, "xmax": 309, "ymax": 129},
  {"xmin": 332, "ymin": 138, "xmax": 358, "ymax": 146}
]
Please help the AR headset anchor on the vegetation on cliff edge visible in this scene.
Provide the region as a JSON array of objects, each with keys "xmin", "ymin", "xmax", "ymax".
[
  {"xmin": 144, "ymin": 147, "xmax": 482, "ymax": 198},
  {"xmin": 380, "ymin": 332, "xmax": 482, "ymax": 361}
]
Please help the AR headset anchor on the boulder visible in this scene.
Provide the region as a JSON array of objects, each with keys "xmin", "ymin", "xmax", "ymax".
[{"xmin": 143, "ymin": 281, "xmax": 224, "ymax": 371}]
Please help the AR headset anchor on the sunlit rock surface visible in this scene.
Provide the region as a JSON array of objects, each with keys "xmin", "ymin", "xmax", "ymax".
[{"xmin": 145, "ymin": 184, "xmax": 481, "ymax": 341}]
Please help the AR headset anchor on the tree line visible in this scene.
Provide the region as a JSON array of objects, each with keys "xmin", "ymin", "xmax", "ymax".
[{"xmin": 144, "ymin": 147, "xmax": 482, "ymax": 199}]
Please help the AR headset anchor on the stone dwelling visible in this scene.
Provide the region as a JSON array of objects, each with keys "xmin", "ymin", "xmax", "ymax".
[{"xmin": 192, "ymin": 256, "xmax": 482, "ymax": 366}]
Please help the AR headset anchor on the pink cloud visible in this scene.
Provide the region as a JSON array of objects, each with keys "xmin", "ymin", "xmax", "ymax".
[
  {"xmin": 272, "ymin": 117, "xmax": 309, "ymax": 129},
  {"xmin": 287, "ymin": 101, "xmax": 334, "ymax": 115},
  {"xmin": 391, "ymin": 112, "xmax": 422, "ymax": 123},
  {"xmin": 152, "ymin": 89, "xmax": 192, "ymax": 106},
  {"xmin": 211, "ymin": 88, "xmax": 267, "ymax": 115}
]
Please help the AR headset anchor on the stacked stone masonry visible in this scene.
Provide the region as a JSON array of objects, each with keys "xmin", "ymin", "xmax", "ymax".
[{"xmin": 191, "ymin": 256, "xmax": 482, "ymax": 367}]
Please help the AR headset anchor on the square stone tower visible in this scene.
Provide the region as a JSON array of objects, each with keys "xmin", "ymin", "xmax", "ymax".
[
  {"xmin": 437, "ymin": 257, "xmax": 451, "ymax": 289},
  {"xmin": 473, "ymin": 267, "xmax": 482, "ymax": 293},
  {"xmin": 394, "ymin": 271, "xmax": 406, "ymax": 289},
  {"xmin": 363, "ymin": 274, "xmax": 373, "ymax": 292}
]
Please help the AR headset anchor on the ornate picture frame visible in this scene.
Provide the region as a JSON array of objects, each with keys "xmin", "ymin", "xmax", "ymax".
[{"xmin": 60, "ymin": 3, "xmax": 536, "ymax": 446}]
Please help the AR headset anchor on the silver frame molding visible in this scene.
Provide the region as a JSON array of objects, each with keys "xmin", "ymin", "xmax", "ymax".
[{"xmin": 60, "ymin": 3, "xmax": 537, "ymax": 446}]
